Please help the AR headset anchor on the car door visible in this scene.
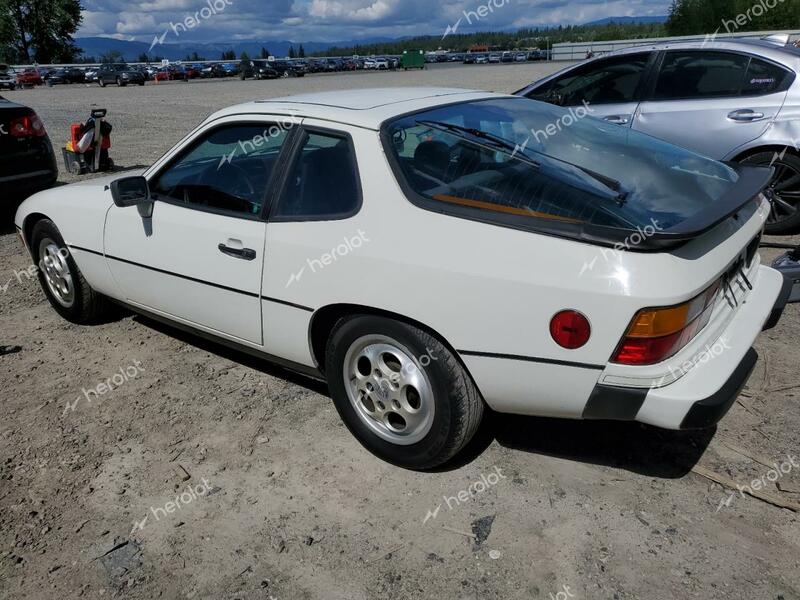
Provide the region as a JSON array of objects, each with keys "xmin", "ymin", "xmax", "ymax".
[
  {"xmin": 104, "ymin": 118, "xmax": 294, "ymax": 345},
  {"xmin": 632, "ymin": 50, "xmax": 793, "ymax": 159},
  {"xmin": 521, "ymin": 52, "xmax": 654, "ymax": 127},
  {"xmin": 260, "ymin": 123, "xmax": 363, "ymax": 363}
]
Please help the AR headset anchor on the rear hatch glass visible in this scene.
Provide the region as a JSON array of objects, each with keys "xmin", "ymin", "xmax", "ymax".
[{"xmin": 382, "ymin": 97, "xmax": 769, "ymax": 249}]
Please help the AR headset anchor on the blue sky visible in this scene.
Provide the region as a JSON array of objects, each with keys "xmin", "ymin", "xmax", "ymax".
[{"xmin": 78, "ymin": 0, "xmax": 671, "ymax": 42}]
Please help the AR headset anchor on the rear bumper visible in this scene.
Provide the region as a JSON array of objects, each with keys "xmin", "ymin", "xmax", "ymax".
[{"xmin": 585, "ymin": 265, "xmax": 786, "ymax": 430}]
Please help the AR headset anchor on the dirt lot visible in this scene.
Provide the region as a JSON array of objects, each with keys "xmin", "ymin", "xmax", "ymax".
[{"xmin": 1, "ymin": 63, "xmax": 799, "ymax": 600}]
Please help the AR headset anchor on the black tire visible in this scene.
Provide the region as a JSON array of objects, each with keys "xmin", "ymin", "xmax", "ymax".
[
  {"xmin": 740, "ymin": 150, "xmax": 800, "ymax": 235},
  {"xmin": 138, "ymin": 81, "xmax": 145, "ymax": 86},
  {"xmin": 30, "ymin": 219, "xmax": 111, "ymax": 324},
  {"xmin": 325, "ymin": 315, "xmax": 484, "ymax": 470}
]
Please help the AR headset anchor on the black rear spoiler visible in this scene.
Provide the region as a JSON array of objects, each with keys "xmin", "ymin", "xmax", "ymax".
[{"xmin": 575, "ymin": 165, "xmax": 774, "ymax": 251}]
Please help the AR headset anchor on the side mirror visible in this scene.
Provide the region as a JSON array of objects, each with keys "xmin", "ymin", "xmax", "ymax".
[{"xmin": 110, "ymin": 176, "xmax": 154, "ymax": 218}]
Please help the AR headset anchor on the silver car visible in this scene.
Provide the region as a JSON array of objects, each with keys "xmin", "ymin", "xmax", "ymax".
[{"xmin": 516, "ymin": 38, "xmax": 800, "ymax": 234}]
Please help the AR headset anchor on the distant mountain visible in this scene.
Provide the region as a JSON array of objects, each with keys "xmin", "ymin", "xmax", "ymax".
[
  {"xmin": 584, "ymin": 16, "xmax": 668, "ymax": 26},
  {"xmin": 75, "ymin": 36, "xmax": 398, "ymax": 62}
]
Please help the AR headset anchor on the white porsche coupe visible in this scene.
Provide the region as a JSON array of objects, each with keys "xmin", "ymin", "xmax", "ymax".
[{"xmin": 15, "ymin": 88, "xmax": 792, "ymax": 469}]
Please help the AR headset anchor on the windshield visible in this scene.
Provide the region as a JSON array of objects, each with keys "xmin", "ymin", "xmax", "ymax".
[{"xmin": 383, "ymin": 97, "xmax": 740, "ymax": 232}]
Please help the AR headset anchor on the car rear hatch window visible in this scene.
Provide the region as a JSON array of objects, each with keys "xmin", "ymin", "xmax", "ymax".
[{"xmin": 382, "ymin": 97, "xmax": 771, "ymax": 249}]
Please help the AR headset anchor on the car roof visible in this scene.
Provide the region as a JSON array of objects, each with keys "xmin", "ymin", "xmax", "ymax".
[
  {"xmin": 212, "ymin": 87, "xmax": 504, "ymax": 130},
  {"xmin": 605, "ymin": 38, "xmax": 800, "ymax": 67}
]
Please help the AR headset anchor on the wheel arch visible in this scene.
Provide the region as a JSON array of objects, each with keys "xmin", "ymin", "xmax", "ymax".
[
  {"xmin": 730, "ymin": 144, "xmax": 800, "ymax": 163},
  {"xmin": 22, "ymin": 212, "xmax": 51, "ymax": 252},
  {"xmin": 308, "ymin": 303, "xmax": 476, "ymax": 382}
]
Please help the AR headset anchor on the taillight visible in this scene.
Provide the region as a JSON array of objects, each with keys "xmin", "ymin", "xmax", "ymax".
[
  {"xmin": 10, "ymin": 113, "xmax": 46, "ymax": 137},
  {"xmin": 550, "ymin": 310, "xmax": 591, "ymax": 349},
  {"xmin": 612, "ymin": 281, "xmax": 721, "ymax": 366}
]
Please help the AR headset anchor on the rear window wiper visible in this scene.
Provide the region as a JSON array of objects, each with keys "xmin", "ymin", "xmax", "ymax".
[{"xmin": 416, "ymin": 119, "xmax": 627, "ymax": 205}]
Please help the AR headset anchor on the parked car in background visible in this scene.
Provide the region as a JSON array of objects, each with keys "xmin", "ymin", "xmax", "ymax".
[
  {"xmin": 0, "ymin": 65, "xmax": 17, "ymax": 90},
  {"xmin": 13, "ymin": 88, "xmax": 791, "ymax": 469},
  {"xmin": 84, "ymin": 67, "xmax": 99, "ymax": 83},
  {"xmin": 221, "ymin": 63, "xmax": 239, "ymax": 76},
  {"xmin": 488, "ymin": 53, "xmax": 501, "ymax": 63},
  {"xmin": 44, "ymin": 68, "xmax": 71, "ymax": 85},
  {"xmin": 271, "ymin": 60, "xmax": 306, "ymax": 77},
  {"xmin": 200, "ymin": 64, "xmax": 226, "ymax": 78},
  {"xmin": 476, "ymin": 54, "xmax": 489, "ymax": 64},
  {"xmin": 515, "ymin": 52, "xmax": 528, "ymax": 62},
  {"xmin": 184, "ymin": 65, "xmax": 202, "ymax": 79},
  {"xmin": 154, "ymin": 66, "xmax": 188, "ymax": 82},
  {"xmin": 249, "ymin": 60, "xmax": 279, "ymax": 80},
  {"xmin": 516, "ymin": 38, "xmax": 800, "ymax": 234},
  {"xmin": 16, "ymin": 69, "xmax": 43, "ymax": 86},
  {"xmin": 97, "ymin": 63, "xmax": 146, "ymax": 87},
  {"xmin": 1, "ymin": 97, "xmax": 57, "ymax": 197},
  {"xmin": 501, "ymin": 51, "xmax": 515, "ymax": 63}
]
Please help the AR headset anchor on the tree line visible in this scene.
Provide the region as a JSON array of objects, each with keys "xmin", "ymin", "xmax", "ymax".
[{"xmin": 666, "ymin": 0, "xmax": 800, "ymax": 36}]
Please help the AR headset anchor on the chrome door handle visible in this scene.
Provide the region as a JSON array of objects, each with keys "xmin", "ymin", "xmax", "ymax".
[
  {"xmin": 603, "ymin": 115, "xmax": 630, "ymax": 125},
  {"xmin": 728, "ymin": 109, "xmax": 766, "ymax": 122},
  {"xmin": 218, "ymin": 244, "xmax": 256, "ymax": 261}
]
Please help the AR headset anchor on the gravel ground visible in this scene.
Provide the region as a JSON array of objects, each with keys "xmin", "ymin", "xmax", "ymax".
[{"xmin": 1, "ymin": 62, "xmax": 799, "ymax": 600}]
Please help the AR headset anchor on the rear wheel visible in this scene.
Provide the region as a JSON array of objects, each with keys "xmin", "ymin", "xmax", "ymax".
[
  {"xmin": 740, "ymin": 150, "xmax": 800, "ymax": 235},
  {"xmin": 30, "ymin": 219, "xmax": 111, "ymax": 324},
  {"xmin": 325, "ymin": 315, "xmax": 484, "ymax": 470}
]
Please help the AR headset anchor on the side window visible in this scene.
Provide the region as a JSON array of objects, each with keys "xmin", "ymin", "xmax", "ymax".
[
  {"xmin": 526, "ymin": 53, "xmax": 650, "ymax": 106},
  {"xmin": 741, "ymin": 57, "xmax": 794, "ymax": 96},
  {"xmin": 273, "ymin": 131, "xmax": 360, "ymax": 219},
  {"xmin": 653, "ymin": 51, "xmax": 749, "ymax": 100},
  {"xmin": 151, "ymin": 123, "xmax": 290, "ymax": 217}
]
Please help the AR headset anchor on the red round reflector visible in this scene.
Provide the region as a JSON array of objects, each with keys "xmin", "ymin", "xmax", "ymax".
[{"xmin": 550, "ymin": 310, "xmax": 591, "ymax": 349}]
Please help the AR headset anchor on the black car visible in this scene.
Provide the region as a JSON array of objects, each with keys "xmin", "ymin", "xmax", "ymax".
[
  {"xmin": 97, "ymin": 63, "xmax": 146, "ymax": 87},
  {"xmin": 200, "ymin": 64, "xmax": 225, "ymax": 78},
  {"xmin": 44, "ymin": 68, "xmax": 70, "ymax": 85},
  {"xmin": 0, "ymin": 97, "xmax": 58, "ymax": 198},
  {"xmin": 249, "ymin": 60, "xmax": 279, "ymax": 79},
  {"xmin": 271, "ymin": 60, "xmax": 306, "ymax": 77}
]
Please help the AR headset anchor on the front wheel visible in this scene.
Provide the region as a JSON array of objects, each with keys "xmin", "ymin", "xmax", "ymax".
[
  {"xmin": 325, "ymin": 315, "xmax": 484, "ymax": 470},
  {"xmin": 30, "ymin": 219, "xmax": 111, "ymax": 324},
  {"xmin": 740, "ymin": 150, "xmax": 800, "ymax": 235}
]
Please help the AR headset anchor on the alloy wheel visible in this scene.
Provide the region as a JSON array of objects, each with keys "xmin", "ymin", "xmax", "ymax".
[
  {"xmin": 38, "ymin": 239, "xmax": 74, "ymax": 308},
  {"xmin": 343, "ymin": 334, "xmax": 435, "ymax": 446}
]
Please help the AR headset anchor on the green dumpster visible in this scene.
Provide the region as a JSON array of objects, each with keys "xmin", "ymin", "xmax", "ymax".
[{"xmin": 402, "ymin": 50, "xmax": 426, "ymax": 70}]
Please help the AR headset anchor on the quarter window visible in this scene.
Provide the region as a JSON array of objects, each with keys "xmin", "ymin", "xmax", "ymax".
[
  {"xmin": 653, "ymin": 51, "xmax": 750, "ymax": 100},
  {"xmin": 272, "ymin": 131, "xmax": 360, "ymax": 219},
  {"xmin": 151, "ymin": 123, "xmax": 290, "ymax": 217},
  {"xmin": 741, "ymin": 57, "xmax": 794, "ymax": 95},
  {"xmin": 526, "ymin": 53, "xmax": 650, "ymax": 106}
]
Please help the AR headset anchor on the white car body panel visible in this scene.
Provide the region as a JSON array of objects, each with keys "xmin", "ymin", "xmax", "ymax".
[{"xmin": 14, "ymin": 88, "xmax": 788, "ymax": 431}]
